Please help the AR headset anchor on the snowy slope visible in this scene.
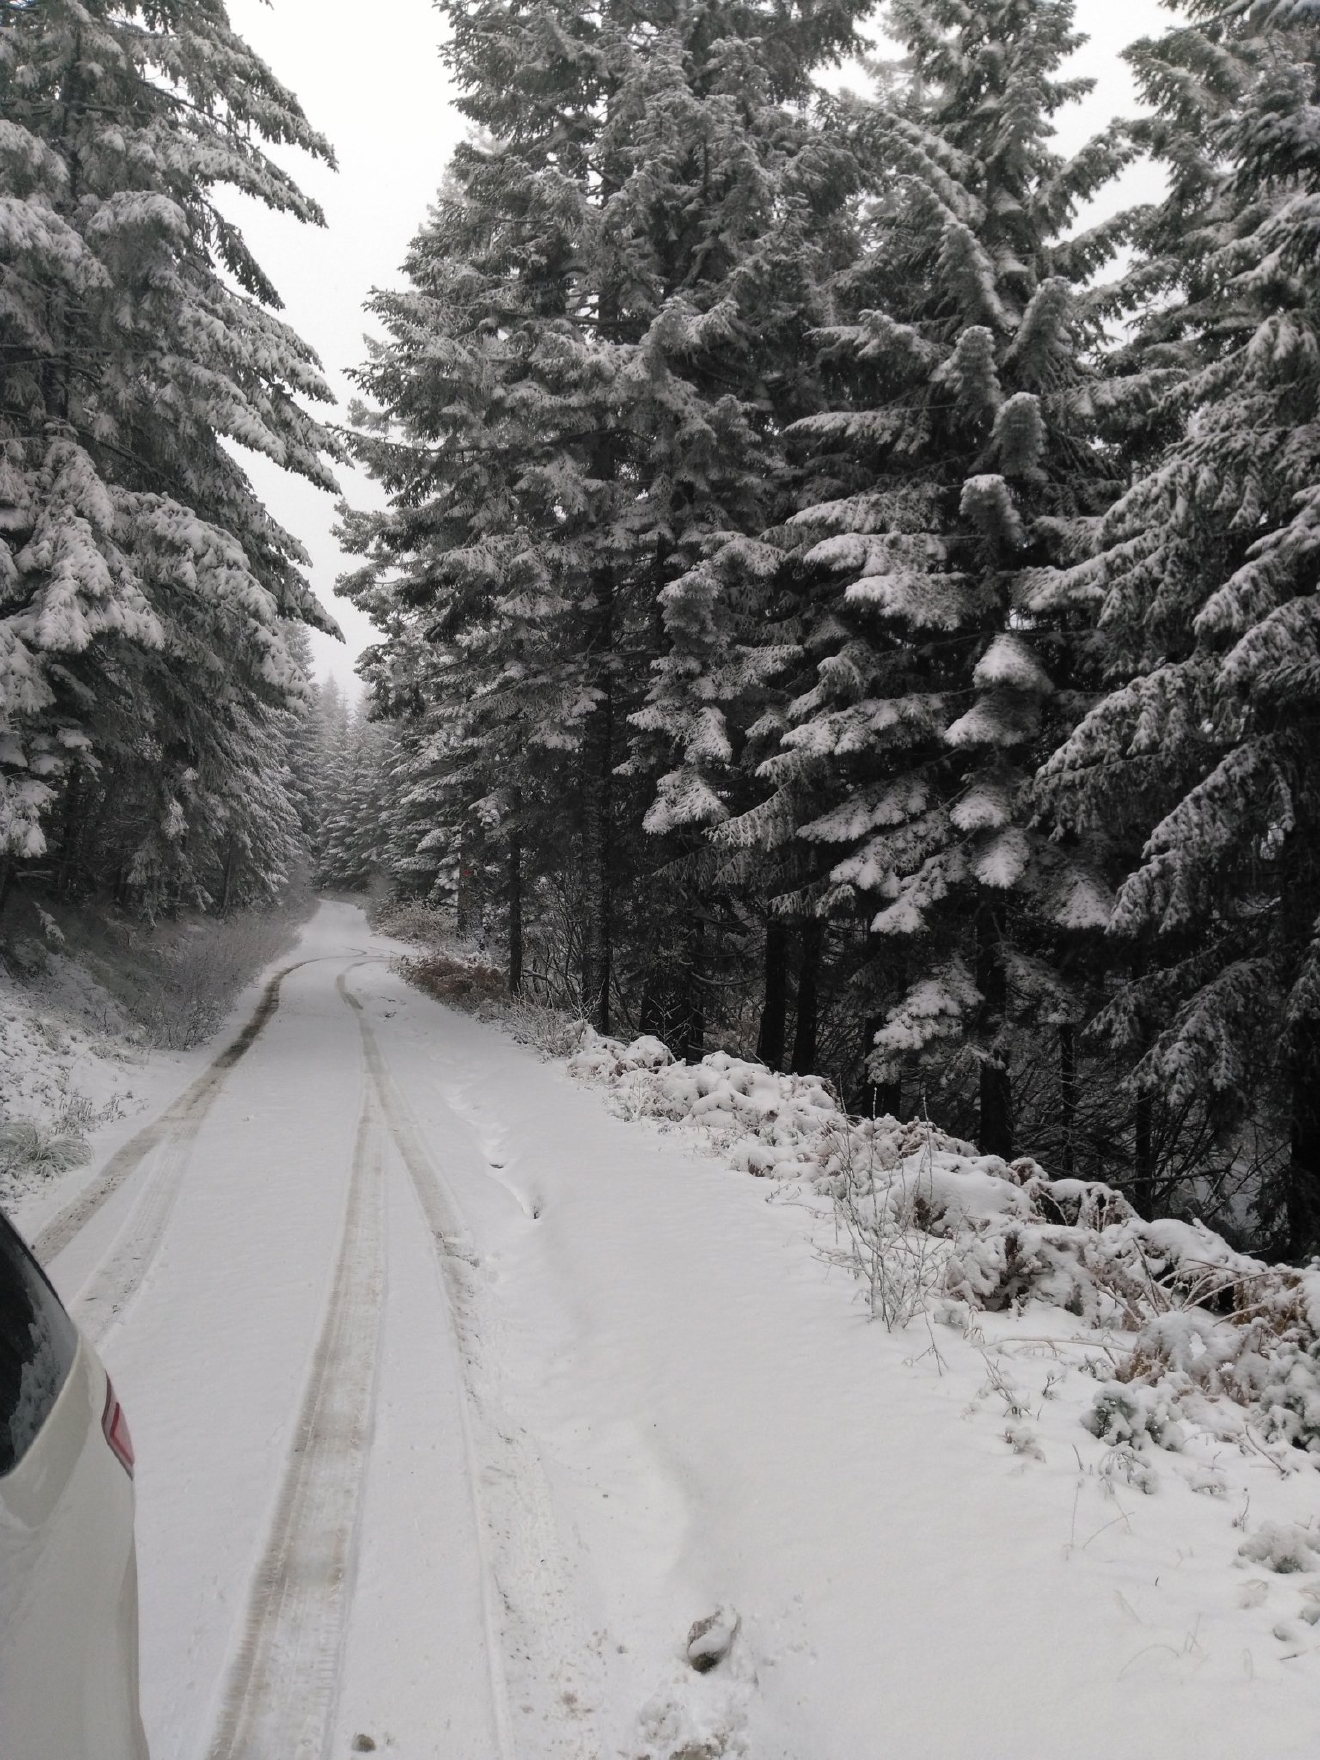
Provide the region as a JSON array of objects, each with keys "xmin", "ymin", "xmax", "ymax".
[
  {"xmin": 24, "ymin": 902, "xmax": 1320, "ymax": 1760},
  {"xmin": 2, "ymin": 940, "xmax": 172, "ymax": 1211}
]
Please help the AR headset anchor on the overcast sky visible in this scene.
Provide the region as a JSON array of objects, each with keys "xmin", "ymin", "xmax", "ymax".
[{"xmin": 223, "ymin": 0, "xmax": 1171, "ymax": 698}]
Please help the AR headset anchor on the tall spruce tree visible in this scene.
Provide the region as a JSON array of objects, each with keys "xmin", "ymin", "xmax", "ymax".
[
  {"xmin": 0, "ymin": 0, "xmax": 340, "ymax": 908},
  {"xmin": 288, "ymin": 669, "xmax": 353, "ymax": 878},
  {"xmin": 1039, "ymin": 0, "xmax": 1320, "ymax": 1252},
  {"xmin": 687, "ymin": 0, "xmax": 1128, "ymax": 1153},
  {"xmin": 317, "ymin": 709, "xmax": 391, "ymax": 893},
  {"xmin": 340, "ymin": 0, "xmax": 869, "ymax": 1032}
]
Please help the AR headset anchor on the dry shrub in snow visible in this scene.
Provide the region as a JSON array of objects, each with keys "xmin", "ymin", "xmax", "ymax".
[
  {"xmin": 401, "ymin": 952, "xmax": 507, "ymax": 1005},
  {"xmin": 371, "ymin": 899, "xmax": 454, "ymax": 950},
  {"xmin": 568, "ymin": 1031, "xmax": 1320, "ymax": 1461},
  {"xmin": 494, "ymin": 993, "xmax": 588, "ymax": 1060},
  {"xmin": 136, "ymin": 910, "xmax": 304, "ymax": 1048},
  {"xmin": 826, "ymin": 1122, "xmax": 949, "ymax": 1331},
  {"xmin": 382, "ymin": 902, "xmax": 589, "ymax": 1057},
  {"xmin": 0, "ymin": 1118, "xmax": 91, "ymax": 1197},
  {"xmin": 396, "ymin": 948, "xmax": 588, "ymax": 1060}
]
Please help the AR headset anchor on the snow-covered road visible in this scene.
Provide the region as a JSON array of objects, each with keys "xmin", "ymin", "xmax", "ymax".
[{"xmin": 27, "ymin": 902, "xmax": 1320, "ymax": 1759}]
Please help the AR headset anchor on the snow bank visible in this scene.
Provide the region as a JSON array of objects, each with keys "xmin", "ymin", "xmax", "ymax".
[
  {"xmin": 570, "ymin": 1028, "xmax": 964, "ymax": 1178},
  {"xmin": 0, "ymin": 940, "xmax": 144, "ymax": 1204},
  {"xmin": 1, "ymin": 895, "xmax": 313, "ymax": 1210},
  {"xmin": 567, "ymin": 1029, "xmax": 1320, "ymax": 1463}
]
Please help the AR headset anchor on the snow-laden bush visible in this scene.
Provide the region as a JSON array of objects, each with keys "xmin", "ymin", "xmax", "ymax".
[
  {"xmin": 372, "ymin": 899, "xmax": 455, "ymax": 949},
  {"xmin": 571, "ymin": 1029, "xmax": 958, "ymax": 1179},
  {"xmin": 1238, "ymin": 1522, "xmax": 1320, "ymax": 1574},
  {"xmin": 0, "ymin": 1119, "xmax": 91, "ymax": 1186},
  {"xmin": 1083, "ymin": 1382, "xmax": 1187, "ymax": 1451},
  {"xmin": 826, "ymin": 1125, "xmax": 950, "ymax": 1331},
  {"xmin": 568, "ymin": 1031, "xmax": 1320, "ymax": 1461}
]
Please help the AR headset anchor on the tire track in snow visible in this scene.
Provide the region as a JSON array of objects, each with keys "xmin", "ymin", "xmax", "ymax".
[
  {"xmin": 34, "ymin": 961, "xmax": 306, "ymax": 1270},
  {"xmin": 204, "ymin": 1063, "xmax": 386, "ymax": 1760},
  {"xmin": 73, "ymin": 1128, "xmax": 207, "ymax": 1348},
  {"xmin": 337, "ymin": 973, "xmax": 513, "ymax": 1758},
  {"xmin": 340, "ymin": 970, "xmax": 599, "ymax": 1760}
]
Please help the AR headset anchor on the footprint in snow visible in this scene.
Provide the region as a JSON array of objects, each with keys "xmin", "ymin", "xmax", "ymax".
[{"xmin": 687, "ymin": 1607, "xmax": 741, "ymax": 1673}]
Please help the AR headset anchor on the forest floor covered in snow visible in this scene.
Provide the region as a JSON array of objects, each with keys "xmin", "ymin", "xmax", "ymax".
[{"xmin": 6, "ymin": 900, "xmax": 1319, "ymax": 1759}]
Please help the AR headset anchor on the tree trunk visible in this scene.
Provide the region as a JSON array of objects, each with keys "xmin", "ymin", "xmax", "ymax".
[
  {"xmin": 1059, "ymin": 1022, "xmax": 1077, "ymax": 1178},
  {"xmin": 976, "ymin": 905, "xmax": 1013, "ymax": 1160},
  {"xmin": 219, "ymin": 836, "xmax": 237, "ymax": 915},
  {"xmin": 680, "ymin": 916, "xmax": 706, "ymax": 1064},
  {"xmin": 1280, "ymin": 801, "xmax": 1320, "ymax": 1258},
  {"xmin": 579, "ymin": 701, "xmax": 613, "ymax": 1033},
  {"xmin": 507, "ymin": 816, "xmax": 523, "ymax": 997},
  {"xmin": 1287, "ymin": 1029, "xmax": 1320, "ymax": 1259},
  {"xmin": 638, "ymin": 971, "xmax": 664, "ymax": 1041},
  {"xmin": 1128, "ymin": 946, "xmax": 1155, "ymax": 1216},
  {"xmin": 580, "ymin": 571, "xmax": 615, "ymax": 1035},
  {"xmin": 756, "ymin": 921, "xmax": 788, "ymax": 1069},
  {"xmin": 1133, "ymin": 1090, "xmax": 1154, "ymax": 1217},
  {"xmin": 857, "ymin": 1016, "xmax": 902, "ymax": 1119},
  {"xmin": 791, "ymin": 922, "xmax": 822, "ymax": 1076},
  {"xmin": 456, "ymin": 825, "xmax": 477, "ymax": 940},
  {"xmin": 55, "ymin": 766, "xmax": 85, "ymax": 899}
]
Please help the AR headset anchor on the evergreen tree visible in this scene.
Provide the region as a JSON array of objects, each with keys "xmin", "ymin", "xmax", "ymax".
[
  {"xmin": 1039, "ymin": 0, "xmax": 1320, "ymax": 1252},
  {"xmin": 317, "ymin": 709, "xmax": 391, "ymax": 892},
  {"xmin": 685, "ymin": 0, "xmax": 1128, "ymax": 1154},
  {"xmin": 296, "ymin": 677, "xmax": 351, "ymax": 871},
  {"xmin": 0, "ymin": 0, "xmax": 341, "ymax": 907},
  {"xmin": 285, "ymin": 645, "xmax": 328, "ymax": 853},
  {"xmin": 340, "ymin": 0, "xmax": 869, "ymax": 1031}
]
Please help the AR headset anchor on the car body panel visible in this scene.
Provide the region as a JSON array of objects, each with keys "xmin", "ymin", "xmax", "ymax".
[{"xmin": 1, "ymin": 1326, "xmax": 149, "ymax": 1760}]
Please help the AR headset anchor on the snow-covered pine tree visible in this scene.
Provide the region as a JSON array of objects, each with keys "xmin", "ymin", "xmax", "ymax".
[
  {"xmin": 316, "ymin": 709, "xmax": 391, "ymax": 893},
  {"xmin": 703, "ymin": 0, "xmax": 1129, "ymax": 1154},
  {"xmin": 1039, "ymin": 0, "xmax": 1320, "ymax": 1253},
  {"xmin": 341, "ymin": 0, "xmax": 870, "ymax": 1034},
  {"xmin": 339, "ymin": 0, "xmax": 611, "ymax": 1008},
  {"xmin": 376, "ymin": 711, "xmax": 451, "ymax": 909},
  {"xmin": 287, "ymin": 667, "xmax": 358, "ymax": 886},
  {"xmin": 621, "ymin": 27, "xmax": 864, "ymax": 1065},
  {"xmin": 285, "ymin": 653, "xmax": 329, "ymax": 858},
  {"xmin": 0, "ymin": 0, "xmax": 341, "ymax": 908}
]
